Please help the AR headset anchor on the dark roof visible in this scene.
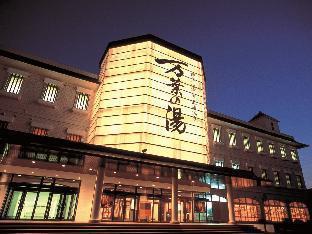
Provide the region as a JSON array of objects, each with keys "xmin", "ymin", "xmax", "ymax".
[
  {"xmin": 0, "ymin": 129, "xmax": 258, "ymax": 180},
  {"xmin": 208, "ymin": 110, "xmax": 308, "ymax": 149},
  {"xmin": 0, "ymin": 48, "xmax": 99, "ymax": 83},
  {"xmin": 99, "ymin": 34, "xmax": 203, "ymax": 66},
  {"xmin": 249, "ymin": 111, "xmax": 279, "ymax": 122}
]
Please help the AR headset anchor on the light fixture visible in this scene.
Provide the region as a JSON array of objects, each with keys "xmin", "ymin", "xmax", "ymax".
[
  {"xmin": 178, "ymin": 194, "xmax": 181, "ymax": 197},
  {"xmin": 135, "ymin": 173, "xmax": 139, "ymax": 176},
  {"xmin": 72, "ymin": 179, "xmax": 75, "ymax": 182},
  {"xmin": 62, "ymin": 164, "xmax": 65, "ymax": 167},
  {"xmin": 78, "ymin": 177, "xmax": 81, "ymax": 180},
  {"xmin": 89, "ymin": 168, "xmax": 92, "ymax": 171},
  {"xmin": 17, "ymin": 174, "xmax": 21, "ymax": 177},
  {"xmin": 191, "ymin": 180, "xmax": 195, "ymax": 183},
  {"xmin": 156, "ymin": 176, "xmax": 159, "ymax": 179},
  {"xmin": 32, "ymin": 161, "xmax": 36, "ymax": 164},
  {"xmin": 152, "ymin": 184, "xmax": 155, "ymax": 187},
  {"xmin": 136, "ymin": 184, "xmax": 139, "ymax": 186},
  {"xmin": 113, "ymin": 171, "xmax": 117, "ymax": 174},
  {"xmin": 31, "ymin": 171, "xmax": 34, "ymax": 174},
  {"xmin": 118, "ymin": 181, "xmax": 121, "ymax": 184},
  {"xmin": 167, "ymin": 187, "xmax": 170, "ymax": 189},
  {"xmin": 3, "ymin": 169, "xmax": 6, "ymax": 173},
  {"xmin": 56, "ymin": 174, "xmax": 58, "ymax": 177},
  {"xmin": 118, "ymin": 184, "xmax": 122, "ymax": 187},
  {"xmin": 139, "ymin": 186, "xmax": 142, "ymax": 189}
]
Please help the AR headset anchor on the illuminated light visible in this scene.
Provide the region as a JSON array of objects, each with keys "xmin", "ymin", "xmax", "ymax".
[
  {"xmin": 3, "ymin": 170, "xmax": 6, "ymax": 173},
  {"xmin": 152, "ymin": 184, "xmax": 155, "ymax": 187},
  {"xmin": 156, "ymin": 176, "xmax": 159, "ymax": 179},
  {"xmin": 32, "ymin": 161, "xmax": 36, "ymax": 164},
  {"xmin": 139, "ymin": 186, "xmax": 143, "ymax": 189},
  {"xmin": 167, "ymin": 187, "xmax": 170, "ymax": 189},
  {"xmin": 61, "ymin": 164, "xmax": 65, "ymax": 167},
  {"xmin": 118, "ymin": 181, "xmax": 121, "ymax": 184},
  {"xmin": 55, "ymin": 174, "xmax": 58, "ymax": 177},
  {"xmin": 178, "ymin": 190, "xmax": 181, "ymax": 193},
  {"xmin": 89, "ymin": 168, "xmax": 92, "ymax": 171},
  {"xmin": 78, "ymin": 177, "xmax": 81, "ymax": 180},
  {"xmin": 178, "ymin": 194, "xmax": 181, "ymax": 197},
  {"xmin": 118, "ymin": 184, "xmax": 122, "ymax": 187},
  {"xmin": 31, "ymin": 172, "xmax": 34, "ymax": 174},
  {"xmin": 136, "ymin": 184, "xmax": 139, "ymax": 186},
  {"xmin": 191, "ymin": 180, "xmax": 195, "ymax": 183},
  {"xmin": 113, "ymin": 171, "xmax": 117, "ymax": 174},
  {"xmin": 111, "ymin": 189, "xmax": 114, "ymax": 191},
  {"xmin": 89, "ymin": 41, "xmax": 209, "ymax": 165},
  {"xmin": 169, "ymin": 198, "xmax": 171, "ymax": 200},
  {"xmin": 72, "ymin": 179, "xmax": 75, "ymax": 182},
  {"xmin": 135, "ymin": 173, "xmax": 139, "ymax": 177},
  {"xmin": 17, "ymin": 174, "xmax": 21, "ymax": 177}
]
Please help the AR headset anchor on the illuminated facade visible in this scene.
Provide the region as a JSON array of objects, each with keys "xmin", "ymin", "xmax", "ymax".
[{"xmin": 0, "ymin": 35, "xmax": 310, "ymax": 224}]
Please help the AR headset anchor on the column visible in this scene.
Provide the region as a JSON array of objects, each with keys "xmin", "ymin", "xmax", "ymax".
[
  {"xmin": 89, "ymin": 159, "xmax": 105, "ymax": 223},
  {"xmin": 171, "ymin": 168, "xmax": 179, "ymax": 224},
  {"xmin": 225, "ymin": 176, "xmax": 235, "ymax": 224}
]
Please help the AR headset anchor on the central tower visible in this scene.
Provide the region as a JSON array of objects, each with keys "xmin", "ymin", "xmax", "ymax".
[{"xmin": 88, "ymin": 35, "xmax": 209, "ymax": 164}]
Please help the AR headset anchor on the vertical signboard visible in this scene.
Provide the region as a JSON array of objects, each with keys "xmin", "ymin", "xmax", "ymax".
[{"xmin": 88, "ymin": 37, "xmax": 208, "ymax": 163}]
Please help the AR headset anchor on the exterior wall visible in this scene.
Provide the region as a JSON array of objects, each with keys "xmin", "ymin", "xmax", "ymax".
[
  {"xmin": 207, "ymin": 116, "xmax": 305, "ymax": 189},
  {"xmin": 0, "ymin": 57, "xmax": 98, "ymax": 141},
  {"xmin": 88, "ymin": 41, "xmax": 209, "ymax": 164}
]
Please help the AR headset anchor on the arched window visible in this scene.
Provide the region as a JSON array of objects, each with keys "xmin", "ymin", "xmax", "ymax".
[
  {"xmin": 290, "ymin": 202, "xmax": 310, "ymax": 222},
  {"xmin": 264, "ymin": 200, "xmax": 288, "ymax": 222},
  {"xmin": 234, "ymin": 198, "xmax": 261, "ymax": 222}
]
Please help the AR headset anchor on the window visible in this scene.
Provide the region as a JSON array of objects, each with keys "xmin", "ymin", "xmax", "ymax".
[
  {"xmin": 243, "ymin": 136, "xmax": 250, "ymax": 150},
  {"xmin": 3, "ymin": 73, "xmax": 24, "ymax": 94},
  {"xmin": 31, "ymin": 127, "xmax": 48, "ymax": 136},
  {"xmin": 290, "ymin": 150, "xmax": 298, "ymax": 161},
  {"xmin": 264, "ymin": 200, "xmax": 288, "ymax": 222},
  {"xmin": 41, "ymin": 83, "xmax": 59, "ymax": 103},
  {"xmin": 19, "ymin": 146, "xmax": 84, "ymax": 166},
  {"xmin": 256, "ymin": 140, "xmax": 264, "ymax": 153},
  {"xmin": 232, "ymin": 162, "xmax": 240, "ymax": 170},
  {"xmin": 271, "ymin": 122, "xmax": 275, "ymax": 131},
  {"xmin": 261, "ymin": 169, "xmax": 268, "ymax": 180},
  {"xmin": 228, "ymin": 132, "xmax": 236, "ymax": 147},
  {"xmin": 74, "ymin": 92, "xmax": 89, "ymax": 110},
  {"xmin": 280, "ymin": 146, "xmax": 286, "ymax": 158},
  {"xmin": 0, "ymin": 120, "xmax": 9, "ymax": 129},
  {"xmin": 273, "ymin": 171, "xmax": 280, "ymax": 186},
  {"xmin": 215, "ymin": 160, "xmax": 224, "ymax": 167},
  {"xmin": 66, "ymin": 134, "xmax": 82, "ymax": 142},
  {"xmin": 212, "ymin": 128, "xmax": 221, "ymax": 142},
  {"xmin": 285, "ymin": 174, "xmax": 291, "ymax": 188},
  {"xmin": 296, "ymin": 175, "xmax": 303, "ymax": 189},
  {"xmin": 234, "ymin": 198, "xmax": 261, "ymax": 222},
  {"xmin": 269, "ymin": 143, "xmax": 275, "ymax": 155},
  {"xmin": 290, "ymin": 202, "xmax": 310, "ymax": 222}
]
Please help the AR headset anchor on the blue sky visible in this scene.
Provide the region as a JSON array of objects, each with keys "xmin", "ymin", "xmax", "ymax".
[{"xmin": 1, "ymin": 0, "xmax": 311, "ymax": 187}]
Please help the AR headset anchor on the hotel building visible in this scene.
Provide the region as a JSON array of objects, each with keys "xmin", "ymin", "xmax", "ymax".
[{"xmin": 0, "ymin": 35, "xmax": 309, "ymax": 224}]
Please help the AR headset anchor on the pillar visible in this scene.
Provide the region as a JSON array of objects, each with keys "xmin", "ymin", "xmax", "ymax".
[
  {"xmin": 89, "ymin": 159, "xmax": 105, "ymax": 223},
  {"xmin": 171, "ymin": 168, "xmax": 179, "ymax": 224},
  {"xmin": 225, "ymin": 176, "xmax": 235, "ymax": 224}
]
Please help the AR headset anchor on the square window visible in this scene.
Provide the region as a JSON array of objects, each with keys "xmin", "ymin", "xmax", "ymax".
[
  {"xmin": 290, "ymin": 150, "xmax": 298, "ymax": 161},
  {"xmin": 228, "ymin": 132, "xmax": 236, "ymax": 147},
  {"xmin": 41, "ymin": 83, "xmax": 59, "ymax": 103},
  {"xmin": 280, "ymin": 146, "xmax": 287, "ymax": 158},
  {"xmin": 296, "ymin": 175, "xmax": 302, "ymax": 189},
  {"xmin": 269, "ymin": 143, "xmax": 275, "ymax": 155},
  {"xmin": 232, "ymin": 162, "xmax": 240, "ymax": 170},
  {"xmin": 243, "ymin": 136, "xmax": 250, "ymax": 150},
  {"xmin": 66, "ymin": 134, "xmax": 82, "ymax": 142},
  {"xmin": 0, "ymin": 120, "xmax": 9, "ymax": 129},
  {"xmin": 273, "ymin": 171, "xmax": 280, "ymax": 186},
  {"xmin": 3, "ymin": 73, "xmax": 24, "ymax": 94},
  {"xmin": 31, "ymin": 127, "xmax": 48, "ymax": 136},
  {"xmin": 261, "ymin": 169, "xmax": 268, "ymax": 180},
  {"xmin": 215, "ymin": 160, "xmax": 224, "ymax": 167},
  {"xmin": 285, "ymin": 174, "xmax": 292, "ymax": 188},
  {"xmin": 74, "ymin": 92, "xmax": 89, "ymax": 110},
  {"xmin": 213, "ymin": 128, "xmax": 221, "ymax": 143},
  {"xmin": 256, "ymin": 140, "xmax": 264, "ymax": 153}
]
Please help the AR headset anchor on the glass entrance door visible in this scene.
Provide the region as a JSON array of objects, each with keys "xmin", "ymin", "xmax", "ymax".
[{"xmin": 113, "ymin": 196, "xmax": 124, "ymax": 221}]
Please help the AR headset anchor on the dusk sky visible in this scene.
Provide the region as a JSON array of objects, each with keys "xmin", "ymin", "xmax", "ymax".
[{"xmin": 1, "ymin": 0, "xmax": 311, "ymax": 187}]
